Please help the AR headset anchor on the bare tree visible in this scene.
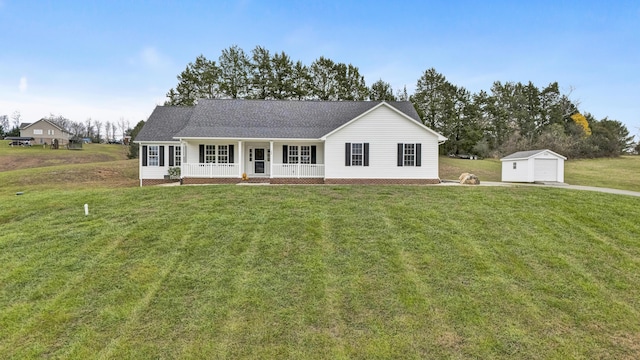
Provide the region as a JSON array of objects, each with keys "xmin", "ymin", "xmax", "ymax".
[
  {"xmin": 118, "ymin": 117, "xmax": 129, "ymax": 139},
  {"xmin": 11, "ymin": 111, "xmax": 22, "ymax": 129},
  {"xmin": 94, "ymin": 120, "xmax": 103, "ymax": 143},
  {"xmin": 111, "ymin": 122, "xmax": 118, "ymax": 140},
  {"xmin": 85, "ymin": 118, "xmax": 93, "ymax": 139},
  {"xmin": 104, "ymin": 121, "xmax": 112, "ymax": 141},
  {"xmin": 0, "ymin": 114, "xmax": 9, "ymax": 135}
]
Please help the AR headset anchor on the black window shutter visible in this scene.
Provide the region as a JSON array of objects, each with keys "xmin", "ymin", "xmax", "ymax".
[
  {"xmin": 199, "ymin": 144, "xmax": 204, "ymax": 163},
  {"xmin": 229, "ymin": 144, "xmax": 234, "ymax": 163},
  {"xmin": 416, "ymin": 143, "xmax": 422, "ymax": 167},
  {"xmin": 142, "ymin": 145, "xmax": 148, "ymax": 166},
  {"xmin": 364, "ymin": 143, "xmax": 369, "ymax": 166},
  {"xmin": 345, "ymin": 143, "xmax": 351, "ymax": 166},
  {"xmin": 169, "ymin": 146, "xmax": 174, "ymax": 166},
  {"xmin": 397, "ymin": 143, "xmax": 404, "ymax": 166},
  {"xmin": 311, "ymin": 145, "xmax": 317, "ymax": 164},
  {"xmin": 159, "ymin": 146, "xmax": 165, "ymax": 166},
  {"xmin": 282, "ymin": 145, "xmax": 288, "ymax": 164}
]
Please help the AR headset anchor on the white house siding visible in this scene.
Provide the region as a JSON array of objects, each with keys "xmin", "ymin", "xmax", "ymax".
[
  {"xmin": 139, "ymin": 142, "xmax": 180, "ymax": 180},
  {"xmin": 501, "ymin": 159, "xmax": 530, "ymax": 182},
  {"xmin": 324, "ymin": 105, "xmax": 440, "ymax": 179}
]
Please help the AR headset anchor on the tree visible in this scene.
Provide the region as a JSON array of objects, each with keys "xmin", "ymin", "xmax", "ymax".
[
  {"xmin": 11, "ymin": 111, "xmax": 22, "ymax": 129},
  {"xmin": 0, "ymin": 115, "xmax": 8, "ymax": 137},
  {"xmin": 308, "ymin": 56, "xmax": 339, "ymax": 100},
  {"xmin": 165, "ymin": 55, "xmax": 220, "ymax": 106},
  {"xmin": 412, "ymin": 68, "xmax": 449, "ymax": 130},
  {"xmin": 218, "ymin": 45, "xmax": 251, "ymax": 99},
  {"xmin": 291, "ymin": 61, "xmax": 310, "ymax": 100},
  {"xmin": 127, "ymin": 120, "xmax": 145, "ymax": 159},
  {"xmin": 94, "ymin": 120, "xmax": 103, "ymax": 143},
  {"xmin": 334, "ymin": 63, "xmax": 368, "ymax": 100},
  {"xmin": 271, "ymin": 51, "xmax": 295, "ymax": 99},
  {"xmin": 369, "ymin": 79, "xmax": 396, "ymax": 101},
  {"xmin": 250, "ymin": 46, "xmax": 273, "ymax": 99},
  {"xmin": 85, "ymin": 118, "xmax": 94, "ymax": 140}
]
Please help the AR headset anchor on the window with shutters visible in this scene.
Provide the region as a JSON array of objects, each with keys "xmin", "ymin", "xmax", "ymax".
[
  {"xmin": 403, "ymin": 144, "xmax": 415, "ymax": 166},
  {"xmin": 148, "ymin": 145, "xmax": 159, "ymax": 166},
  {"xmin": 205, "ymin": 145, "xmax": 215, "ymax": 163},
  {"xmin": 397, "ymin": 143, "xmax": 421, "ymax": 167},
  {"xmin": 351, "ymin": 143, "xmax": 363, "ymax": 166},
  {"xmin": 174, "ymin": 146, "xmax": 181, "ymax": 166}
]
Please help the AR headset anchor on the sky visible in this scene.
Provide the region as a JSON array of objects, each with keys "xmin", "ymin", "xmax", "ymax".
[{"xmin": 1, "ymin": 0, "xmax": 639, "ymax": 138}]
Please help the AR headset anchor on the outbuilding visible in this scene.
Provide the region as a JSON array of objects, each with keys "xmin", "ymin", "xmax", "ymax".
[{"xmin": 500, "ymin": 149, "xmax": 567, "ymax": 183}]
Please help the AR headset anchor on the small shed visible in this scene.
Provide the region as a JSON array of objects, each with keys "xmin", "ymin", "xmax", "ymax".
[{"xmin": 500, "ymin": 149, "xmax": 566, "ymax": 183}]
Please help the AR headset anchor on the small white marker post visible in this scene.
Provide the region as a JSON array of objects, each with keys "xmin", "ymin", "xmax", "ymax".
[{"xmin": 84, "ymin": 204, "xmax": 89, "ymax": 216}]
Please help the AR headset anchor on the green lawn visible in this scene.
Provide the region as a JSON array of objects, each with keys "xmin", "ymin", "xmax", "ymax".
[
  {"xmin": 1, "ymin": 185, "xmax": 639, "ymax": 359},
  {"xmin": 439, "ymin": 155, "xmax": 640, "ymax": 192}
]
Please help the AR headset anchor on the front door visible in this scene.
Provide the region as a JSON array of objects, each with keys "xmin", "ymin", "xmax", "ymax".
[{"xmin": 254, "ymin": 148, "xmax": 265, "ymax": 174}]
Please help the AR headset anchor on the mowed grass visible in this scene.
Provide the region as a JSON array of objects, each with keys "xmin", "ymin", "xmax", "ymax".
[
  {"xmin": 439, "ymin": 155, "xmax": 640, "ymax": 191},
  {"xmin": 1, "ymin": 185, "xmax": 639, "ymax": 359}
]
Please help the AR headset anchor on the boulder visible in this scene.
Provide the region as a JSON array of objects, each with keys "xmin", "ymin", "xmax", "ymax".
[{"xmin": 460, "ymin": 173, "xmax": 480, "ymax": 185}]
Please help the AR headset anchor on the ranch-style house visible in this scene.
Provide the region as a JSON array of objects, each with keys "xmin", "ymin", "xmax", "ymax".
[{"xmin": 135, "ymin": 99, "xmax": 447, "ymax": 186}]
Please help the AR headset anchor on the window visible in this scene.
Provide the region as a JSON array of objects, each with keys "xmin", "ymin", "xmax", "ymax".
[
  {"xmin": 33, "ymin": 129, "xmax": 43, "ymax": 135},
  {"xmin": 300, "ymin": 145, "xmax": 311, "ymax": 164},
  {"xmin": 48, "ymin": 129, "xmax": 55, "ymax": 135},
  {"xmin": 205, "ymin": 145, "xmax": 215, "ymax": 163},
  {"xmin": 351, "ymin": 143, "xmax": 363, "ymax": 166},
  {"xmin": 397, "ymin": 143, "xmax": 421, "ymax": 167},
  {"xmin": 404, "ymin": 144, "xmax": 415, "ymax": 166},
  {"xmin": 217, "ymin": 145, "xmax": 228, "ymax": 163},
  {"xmin": 174, "ymin": 146, "xmax": 182, "ymax": 166},
  {"xmin": 288, "ymin": 145, "xmax": 298, "ymax": 164},
  {"xmin": 148, "ymin": 145, "xmax": 159, "ymax": 166},
  {"xmin": 345, "ymin": 143, "xmax": 369, "ymax": 166},
  {"xmin": 513, "ymin": 162, "xmax": 517, "ymax": 170}
]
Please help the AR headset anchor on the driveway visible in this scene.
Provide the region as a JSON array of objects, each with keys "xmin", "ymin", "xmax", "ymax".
[{"xmin": 456, "ymin": 180, "xmax": 640, "ymax": 197}]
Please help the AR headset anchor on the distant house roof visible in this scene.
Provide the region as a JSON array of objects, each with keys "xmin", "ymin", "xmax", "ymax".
[
  {"xmin": 20, "ymin": 118, "xmax": 71, "ymax": 134},
  {"xmin": 501, "ymin": 149, "xmax": 567, "ymax": 161},
  {"xmin": 139, "ymin": 100, "xmax": 426, "ymax": 142}
]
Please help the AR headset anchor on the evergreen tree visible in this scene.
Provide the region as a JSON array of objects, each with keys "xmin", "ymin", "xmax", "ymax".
[
  {"xmin": 369, "ymin": 79, "xmax": 396, "ymax": 101},
  {"xmin": 218, "ymin": 45, "xmax": 251, "ymax": 99}
]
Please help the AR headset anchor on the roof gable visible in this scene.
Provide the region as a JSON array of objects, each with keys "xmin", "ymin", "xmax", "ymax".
[
  {"xmin": 320, "ymin": 101, "xmax": 447, "ymax": 141},
  {"xmin": 21, "ymin": 119, "xmax": 69, "ymax": 133}
]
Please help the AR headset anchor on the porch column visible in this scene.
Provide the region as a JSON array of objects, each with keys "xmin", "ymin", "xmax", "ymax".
[
  {"xmin": 269, "ymin": 141, "xmax": 274, "ymax": 178},
  {"xmin": 238, "ymin": 140, "xmax": 243, "ymax": 178}
]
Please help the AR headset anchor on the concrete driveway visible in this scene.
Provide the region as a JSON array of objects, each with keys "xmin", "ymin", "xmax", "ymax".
[{"xmin": 443, "ymin": 180, "xmax": 640, "ymax": 197}]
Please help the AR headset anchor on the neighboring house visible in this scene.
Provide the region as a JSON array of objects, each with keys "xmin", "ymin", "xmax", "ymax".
[
  {"xmin": 20, "ymin": 119, "xmax": 72, "ymax": 146},
  {"xmin": 501, "ymin": 149, "xmax": 567, "ymax": 183},
  {"xmin": 135, "ymin": 100, "xmax": 447, "ymax": 186}
]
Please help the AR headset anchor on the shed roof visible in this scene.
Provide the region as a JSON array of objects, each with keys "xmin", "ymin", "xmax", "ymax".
[{"xmin": 500, "ymin": 149, "xmax": 567, "ymax": 161}]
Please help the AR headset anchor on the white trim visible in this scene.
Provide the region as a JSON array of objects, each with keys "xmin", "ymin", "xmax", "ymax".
[
  {"xmin": 320, "ymin": 102, "xmax": 447, "ymax": 141},
  {"xmin": 174, "ymin": 137, "xmax": 320, "ymax": 142},
  {"xmin": 500, "ymin": 149, "xmax": 567, "ymax": 161}
]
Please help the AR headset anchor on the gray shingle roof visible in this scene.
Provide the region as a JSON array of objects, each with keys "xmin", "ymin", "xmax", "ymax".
[
  {"xmin": 501, "ymin": 149, "xmax": 566, "ymax": 160},
  {"xmin": 135, "ymin": 106, "xmax": 194, "ymax": 142},
  {"xmin": 172, "ymin": 100, "xmax": 423, "ymax": 139}
]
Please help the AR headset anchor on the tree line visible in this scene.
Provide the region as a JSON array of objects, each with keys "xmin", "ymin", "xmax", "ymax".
[{"xmin": 164, "ymin": 45, "xmax": 637, "ymax": 158}]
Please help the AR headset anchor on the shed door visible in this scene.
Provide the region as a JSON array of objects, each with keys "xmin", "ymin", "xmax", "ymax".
[{"xmin": 534, "ymin": 159, "xmax": 557, "ymax": 181}]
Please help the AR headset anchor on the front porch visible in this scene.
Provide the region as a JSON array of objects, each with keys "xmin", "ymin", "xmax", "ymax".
[{"xmin": 179, "ymin": 140, "xmax": 325, "ymax": 183}]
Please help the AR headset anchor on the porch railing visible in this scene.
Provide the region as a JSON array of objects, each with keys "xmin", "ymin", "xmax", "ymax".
[
  {"xmin": 182, "ymin": 163, "xmax": 239, "ymax": 178},
  {"xmin": 272, "ymin": 163, "xmax": 324, "ymax": 178}
]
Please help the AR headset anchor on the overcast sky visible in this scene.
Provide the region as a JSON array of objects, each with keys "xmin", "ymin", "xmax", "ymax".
[{"xmin": 1, "ymin": 0, "xmax": 638, "ymax": 138}]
